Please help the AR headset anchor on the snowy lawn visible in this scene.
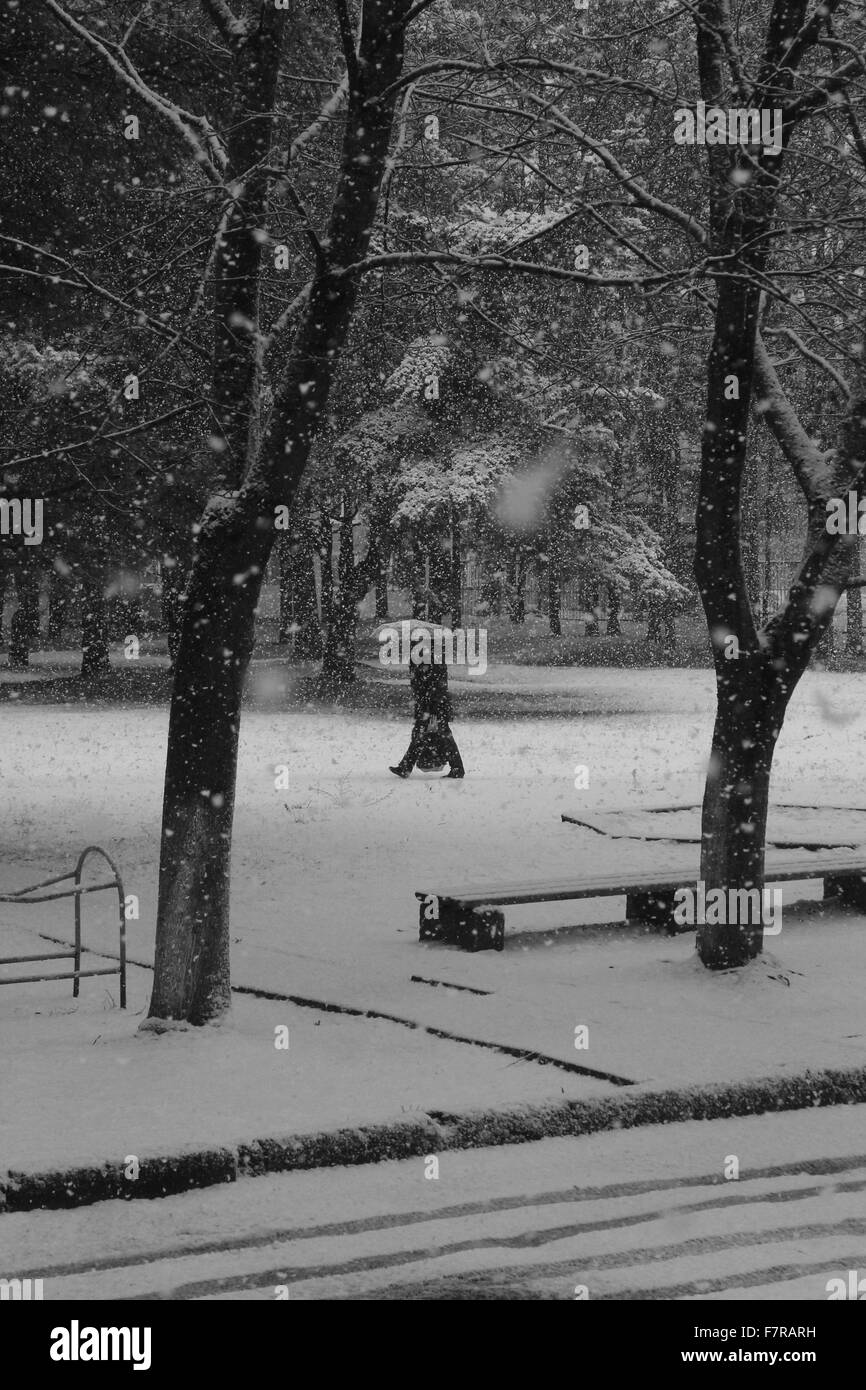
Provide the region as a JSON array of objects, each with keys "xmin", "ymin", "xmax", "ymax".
[
  {"xmin": 0, "ymin": 948, "xmax": 613, "ymax": 1175},
  {"xmin": 2, "ymin": 665, "xmax": 866, "ymax": 1125}
]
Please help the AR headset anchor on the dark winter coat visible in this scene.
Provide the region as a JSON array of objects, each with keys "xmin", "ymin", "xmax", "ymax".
[{"xmin": 409, "ymin": 658, "xmax": 452, "ymax": 723}]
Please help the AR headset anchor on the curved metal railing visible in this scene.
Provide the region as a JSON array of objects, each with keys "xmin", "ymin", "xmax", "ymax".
[{"xmin": 0, "ymin": 846, "xmax": 127, "ymax": 1007}]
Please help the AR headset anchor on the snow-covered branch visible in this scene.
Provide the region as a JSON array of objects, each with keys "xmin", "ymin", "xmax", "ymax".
[
  {"xmin": 39, "ymin": 0, "xmax": 228, "ymax": 183},
  {"xmin": 510, "ymin": 81, "xmax": 708, "ymax": 247},
  {"xmin": 764, "ymin": 326, "xmax": 851, "ymax": 401},
  {"xmin": 200, "ymin": 0, "xmax": 249, "ymax": 48},
  {"xmin": 335, "ymin": 248, "xmax": 699, "ymax": 291},
  {"xmin": 753, "ymin": 330, "xmax": 834, "ymax": 504},
  {"xmin": 286, "ymin": 75, "xmax": 350, "ymax": 162}
]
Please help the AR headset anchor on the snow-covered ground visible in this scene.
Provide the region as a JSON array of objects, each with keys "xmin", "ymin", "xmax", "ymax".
[
  {"xmin": 0, "ymin": 952, "xmax": 613, "ymax": 1174},
  {"xmin": 3, "ymin": 665, "xmax": 866, "ymax": 1161}
]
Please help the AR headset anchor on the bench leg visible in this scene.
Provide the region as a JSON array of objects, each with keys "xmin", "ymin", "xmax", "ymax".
[
  {"xmin": 419, "ymin": 897, "xmax": 462, "ymax": 944},
  {"xmin": 458, "ymin": 908, "xmax": 504, "ymax": 952},
  {"xmin": 493, "ymin": 912, "xmax": 505, "ymax": 952},
  {"xmin": 626, "ymin": 890, "xmax": 680, "ymax": 935},
  {"xmin": 419, "ymin": 895, "xmax": 444, "ymax": 942},
  {"xmin": 825, "ymin": 873, "xmax": 866, "ymax": 909}
]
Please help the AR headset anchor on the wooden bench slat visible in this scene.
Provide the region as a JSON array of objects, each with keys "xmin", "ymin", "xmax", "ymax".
[{"xmin": 417, "ymin": 854, "xmax": 866, "ymax": 908}]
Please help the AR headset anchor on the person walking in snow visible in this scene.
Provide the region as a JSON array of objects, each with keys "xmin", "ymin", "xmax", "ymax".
[{"xmin": 390, "ymin": 638, "xmax": 465, "ymax": 779}]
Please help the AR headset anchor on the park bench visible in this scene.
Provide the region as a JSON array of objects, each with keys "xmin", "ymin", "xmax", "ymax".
[{"xmin": 416, "ymin": 851, "xmax": 866, "ymax": 952}]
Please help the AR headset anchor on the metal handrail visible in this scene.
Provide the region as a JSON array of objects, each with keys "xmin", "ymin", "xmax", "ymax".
[{"xmin": 0, "ymin": 846, "xmax": 127, "ymax": 1007}]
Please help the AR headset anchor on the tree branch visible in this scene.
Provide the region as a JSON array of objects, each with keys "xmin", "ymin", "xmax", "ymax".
[
  {"xmin": 508, "ymin": 79, "xmax": 708, "ymax": 246},
  {"xmin": 2, "ymin": 403, "xmax": 206, "ymax": 471},
  {"xmin": 264, "ymin": 281, "xmax": 314, "ymax": 345},
  {"xmin": 404, "ymin": 0, "xmax": 439, "ymax": 22},
  {"xmin": 764, "ymin": 325, "xmax": 851, "ymax": 401},
  {"xmin": 753, "ymin": 330, "xmax": 833, "ymax": 504},
  {"xmin": 38, "ymin": 0, "xmax": 227, "ymax": 183},
  {"xmin": 764, "ymin": 394, "xmax": 866, "ymax": 659},
  {"xmin": 379, "ymin": 57, "xmax": 674, "ymax": 106},
  {"xmin": 679, "ymin": 0, "xmax": 750, "ymax": 103},
  {"xmin": 334, "ymin": 247, "xmax": 700, "ymax": 291},
  {"xmin": 263, "ymin": 172, "xmax": 328, "ymax": 269},
  {"xmin": 200, "ymin": 0, "xmax": 249, "ymax": 47},
  {"xmin": 784, "ymin": 53, "xmax": 865, "ymax": 121},
  {"xmin": 283, "ymin": 74, "xmax": 349, "ymax": 162},
  {"xmin": 765, "ymin": 0, "xmax": 843, "ymax": 84},
  {"xmin": 0, "ymin": 243, "xmax": 211, "ymax": 363},
  {"xmin": 840, "ymin": 91, "xmax": 866, "ymax": 175}
]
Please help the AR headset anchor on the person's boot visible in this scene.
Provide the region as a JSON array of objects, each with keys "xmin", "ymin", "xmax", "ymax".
[
  {"xmin": 390, "ymin": 764, "xmax": 411, "ymax": 778},
  {"xmin": 446, "ymin": 765, "xmax": 465, "ymax": 778}
]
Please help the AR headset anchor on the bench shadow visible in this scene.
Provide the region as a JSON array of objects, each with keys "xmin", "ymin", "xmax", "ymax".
[{"xmin": 499, "ymin": 918, "xmax": 691, "ymax": 951}]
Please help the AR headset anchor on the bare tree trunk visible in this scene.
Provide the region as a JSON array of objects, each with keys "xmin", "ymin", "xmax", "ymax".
[
  {"xmin": 449, "ymin": 512, "xmax": 461, "ymax": 627},
  {"xmin": 147, "ymin": 3, "xmax": 289, "ymax": 1031},
  {"xmin": 18, "ymin": 561, "xmax": 41, "ymax": 642},
  {"xmin": 321, "ymin": 511, "xmax": 384, "ymax": 689},
  {"xmin": 161, "ymin": 560, "xmax": 184, "ymax": 667},
  {"xmin": 699, "ymin": 656, "xmax": 781, "ymax": 964},
  {"xmin": 375, "ymin": 554, "xmax": 389, "ymax": 621},
  {"xmin": 508, "ymin": 552, "xmax": 525, "ymax": 624},
  {"xmin": 662, "ymin": 603, "xmax": 677, "ymax": 650},
  {"xmin": 9, "ymin": 562, "xmax": 39, "ymax": 668},
  {"xmin": 149, "ymin": 0, "xmax": 411, "ymax": 1022},
  {"xmin": 693, "ymin": 0, "xmax": 815, "ymax": 968},
  {"xmin": 585, "ymin": 584, "xmax": 600, "ymax": 637},
  {"xmin": 548, "ymin": 570, "xmax": 561, "ymax": 634},
  {"xmin": 741, "ymin": 444, "xmax": 763, "ymax": 615},
  {"xmin": 149, "ymin": 525, "xmax": 267, "ymax": 1022},
  {"xmin": 47, "ymin": 565, "xmax": 70, "ymax": 645},
  {"xmin": 9, "ymin": 611, "xmax": 30, "ymax": 668},
  {"xmin": 318, "ymin": 519, "xmax": 334, "ymax": 641},
  {"xmin": 279, "ymin": 530, "xmax": 321, "ymax": 657},
  {"xmin": 210, "ymin": 3, "xmax": 287, "ymax": 487},
  {"xmin": 606, "ymin": 586, "xmax": 621, "ymax": 636},
  {"xmin": 846, "ymin": 542, "xmax": 863, "ymax": 655},
  {"xmin": 426, "ymin": 539, "xmax": 449, "ymax": 623},
  {"xmin": 547, "ymin": 529, "xmax": 562, "ymax": 636},
  {"xmin": 411, "ymin": 590, "xmax": 426, "ymax": 619},
  {"xmin": 697, "ymin": 259, "xmax": 778, "ymax": 967},
  {"xmin": 278, "ymin": 532, "xmax": 294, "ymax": 643},
  {"xmin": 699, "ymin": 322, "xmax": 866, "ymax": 969},
  {"xmin": 295, "ymin": 540, "xmax": 323, "ymax": 659},
  {"xmin": 319, "ymin": 510, "xmax": 358, "ymax": 694},
  {"xmin": 81, "ymin": 540, "xmax": 110, "ymax": 680},
  {"xmin": 410, "ymin": 537, "xmax": 429, "ymax": 618}
]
